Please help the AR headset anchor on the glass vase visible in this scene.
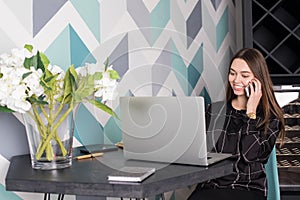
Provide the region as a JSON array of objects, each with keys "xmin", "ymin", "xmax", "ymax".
[{"xmin": 23, "ymin": 103, "xmax": 77, "ymax": 170}]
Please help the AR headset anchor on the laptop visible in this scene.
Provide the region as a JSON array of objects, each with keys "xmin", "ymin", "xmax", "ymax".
[{"xmin": 120, "ymin": 96, "xmax": 232, "ymax": 166}]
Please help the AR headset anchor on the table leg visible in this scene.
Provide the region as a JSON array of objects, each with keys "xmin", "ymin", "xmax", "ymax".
[
  {"xmin": 44, "ymin": 193, "xmax": 65, "ymax": 200},
  {"xmin": 44, "ymin": 193, "xmax": 50, "ymax": 200}
]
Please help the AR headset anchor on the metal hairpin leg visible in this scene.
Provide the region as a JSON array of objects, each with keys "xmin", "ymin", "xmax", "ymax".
[
  {"xmin": 43, "ymin": 193, "xmax": 64, "ymax": 200},
  {"xmin": 58, "ymin": 194, "xmax": 65, "ymax": 200},
  {"xmin": 44, "ymin": 193, "xmax": 50, "ymax": 200}
]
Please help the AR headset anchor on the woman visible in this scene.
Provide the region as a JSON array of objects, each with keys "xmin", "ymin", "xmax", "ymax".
[{"xmin": 188, "ymin": 48, "xmax": 285, "ymax": 200}]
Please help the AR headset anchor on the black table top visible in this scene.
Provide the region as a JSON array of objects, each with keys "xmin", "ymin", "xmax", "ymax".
[{"xmin": 5, "ymin": 147, "xmax": 234, "ymax": 198}]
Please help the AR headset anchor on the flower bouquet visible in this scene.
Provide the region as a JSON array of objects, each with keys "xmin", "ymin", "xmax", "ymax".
[{"xmin": 0, "ymin": 44, "xmax": 120, "ymax": 169}]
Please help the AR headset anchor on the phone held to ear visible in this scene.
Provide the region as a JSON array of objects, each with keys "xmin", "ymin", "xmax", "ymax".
[
  {"xmin": 245, "ymin": 85, "xmax": 250, "ymax": 97},
  {"xmin": 245, "ymin": 83, "xmax": 255, "ymax": 98}
]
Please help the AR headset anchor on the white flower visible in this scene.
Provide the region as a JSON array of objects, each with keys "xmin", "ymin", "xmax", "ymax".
[
  {"xmin": 94, "ymin": 66, "xmax": 118, "ymax": 101},
  {"xmin": 95, "ymin": 84, "xmax": 118, "ymax": 102},
  {"xmin": 48, "ymin": 64, "xmax": 64, "ymax": 76},
  {"xmin": 76, "ymin": 63, "xmax": 105, "ymax": 77},
  {"xmin": 0, "ymin": 44, "xmax": 120, "ymax": 115},
  {"xmin": 0, "ymin": 48, "xmax": 33, "ymax": 68},
  {"xmin": 0, "ymin": 73, "xmax": 31, "ymax": 113},
  {"xmin": 46, "ymin": 64, "xmax": 65, "ymax": 100},
  {"xmin": 8, "ymin": 84, "xmax": 32, "ymax": 113},
  {"xmin": 75, "ymin": 66, "xmax": 87, "ymax": 77},
  {"xmin": 22, "ymin": 67, "xmax": 44, "ymax": 97},
  {"xmin": 0, "ymin": 46, "xmax": 43, "ymax": 113}
]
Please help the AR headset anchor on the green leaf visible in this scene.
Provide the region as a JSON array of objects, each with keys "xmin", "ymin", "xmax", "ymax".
[
  {"xmin": 40, "ymin": 79, "xmax": 53, "ymax": 91},
  {"xmin": 60, "ymin": 66, "xmax": 77, "ymax": 104},
  {"xmin": 69, "ymin": 65, "xmax": 78, "ymax": 87},
  {"xmin": 23, "ymin": 51, "xmax": 46, "ymax": 72},
  {"xmin": 93, "ymin": 72, "xmax": 103, "ymax": 80},
  {"xmin": 88, "ymin": 99, "xmax": 118, "ymax": 119},
  {"xmin": 38, "ymin": 95, "xmax": 47, "ymax": 102},
  {"xmin": 104, "ymin": 58, "xmax": 109, "ymax": 71},
  {"xmin": 109, "ymin": 70, "xmax": 120, "ymax": 80},
  {"xmin": 0, "ymin": 105, "xmax": 14, "ymax": 113},
  {"xmin": 36, "ymin": 52, "xmax": 46, "ymax": 72},
  {"xmin": 44, "ymin": 73, "xmax": 58, "ymax": 83},
  {"xmin": 27, "ymin": 96, "xmax": 48, "ymax": 105},
  {"xmin": 39, "ymin": 52, "xmax": 50, "ymax": 68},
  {"xmin": 40, "ymin": 70, "xmax": 57, "ymax": 92},
  {"xmin": 23, "ymin": 56, "xmax": 35, "ymax": 69},
  {"xmin": 24, "ymin": 44, "xmax": 33, "ymax": 52},
  {"xmin": 74, "ymin": 75, "xmax": 95, "ymax": 102},
  {"xmin": 22, "ymin": 72, "xmax": 32, "ymax": 80},
  {"xmin": 56, "ymin": 93, "xmax": 72, "ymax": 104}
]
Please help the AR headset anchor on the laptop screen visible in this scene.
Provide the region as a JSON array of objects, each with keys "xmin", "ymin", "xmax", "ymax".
[{"xmin": 120, "ymin": 96, "xmax": 209, "ymax": 165}]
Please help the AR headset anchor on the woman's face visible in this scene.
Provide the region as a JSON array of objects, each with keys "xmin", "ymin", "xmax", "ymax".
[{"xmin": 228, "ymin": 58, "xmax": 254, "ymax": 97}]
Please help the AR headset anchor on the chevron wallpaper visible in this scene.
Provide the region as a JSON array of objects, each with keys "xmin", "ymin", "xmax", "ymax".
[{"xmin": 0, "ymin": 0, "xmax": 242, "ymax": 199}]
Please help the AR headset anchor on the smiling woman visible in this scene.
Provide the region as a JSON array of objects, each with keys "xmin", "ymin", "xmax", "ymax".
[
  {"xmin": 229, "ymin": 59, "xmax": 255, "ymax": 97},
  {"xmin": 229, "ymin": 57, "xmax": 262, "ymax": 113},
  {"xmin": 188, "ymin": 48, "xmax": 286, "ymax": 200}
]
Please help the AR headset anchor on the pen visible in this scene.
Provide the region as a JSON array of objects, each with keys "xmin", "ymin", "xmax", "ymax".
[{"xmin": 75, "ymin": 152, "xmax": 104, "ymax": 160}]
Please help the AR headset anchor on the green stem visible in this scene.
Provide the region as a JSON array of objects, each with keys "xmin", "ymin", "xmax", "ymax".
[
  {"xmin": 54, "ymin": 102, "xmax": 65, "ymax": 122},
  {"xmin": 30, "ymin": 104, "xmax": 53, "ymax": 160},
  {"xmin": 31, "ymin": 104, "xmax": 47, "ymax": 138},
  {"xmin": 54, "ymin": 130, "xmax": 67, "ymax": 156},
  {"xmin": 46, "ymin": 96, "xmax": 54, "ymax": 160},
  {"xmin": 35, "ymin": 104, "xmax": 73, "ymax": 160},
  {"xmin": 53, "ymin": 100, "xmax": 75, "ymax": 157}
]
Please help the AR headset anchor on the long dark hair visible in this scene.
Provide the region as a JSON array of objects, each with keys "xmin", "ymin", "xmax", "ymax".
[{"xmin": 226, "ymin": 48, "xmax": 285, "ymax": 144}]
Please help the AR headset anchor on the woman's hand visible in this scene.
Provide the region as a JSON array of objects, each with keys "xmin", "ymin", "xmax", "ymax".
[{"xmin": 246, "ymin": 78, "xmax": 262, "ymax": 114}]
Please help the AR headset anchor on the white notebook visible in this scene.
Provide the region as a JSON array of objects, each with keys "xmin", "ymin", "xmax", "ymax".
[{"xmin": 107, "ymin": 166, "xmax": 155, "ymax": 182}]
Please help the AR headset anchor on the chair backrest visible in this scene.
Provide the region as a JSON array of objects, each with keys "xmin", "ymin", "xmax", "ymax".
[{"xmin": 265, "ymin": 147, "xmax": 280, "ymax": 200}]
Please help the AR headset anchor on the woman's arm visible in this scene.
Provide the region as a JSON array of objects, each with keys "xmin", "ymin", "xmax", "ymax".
[{"xmin": 240, "ymin": 115, "xmax": 282, "ymax": 164}]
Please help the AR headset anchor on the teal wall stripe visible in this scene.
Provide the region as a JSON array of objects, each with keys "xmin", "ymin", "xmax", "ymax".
[
  {"xmin": 150, "ymin": 0, "xmax": 170, "ymax": 45},
  {"xmin": 200, "ymin": 87, "xmax": 211, "ymax": 111},
  {"xmin": 216, "ymin": 6, "xmax": 229, "ymax": 51},
  {"xmin": 104, "ymin": 117, "xmax": 122, "ymax": 144},
  {"xmin": 69, "ymin": 25, "xmax": 94, "ymax": 68},
  {"xmin": 70, "ymin": 0, "xmax": 100, "ymax": 43},
  {"xmin": 171, "ymin": 40, "xmax": 189, "ymax": 95},
  {"xmin": 188, "ymin": 44, "xmax": 203, "ymax": 94},
  {"xmin": 0, "ymin": 184, "xmax": 21, "ymax": 200},
  {"xmin": 45, "ymin": 25, "xmax": 71, "ymax": 70},
  {"xmin": 74, "ymin": 104, "xmax": 104, "ymax": 146}
]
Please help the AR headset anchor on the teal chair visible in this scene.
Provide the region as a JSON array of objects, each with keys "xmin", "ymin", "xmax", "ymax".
[{"xmin": 265, "ymin": 147, "xmax": 280, "ymax": 200}]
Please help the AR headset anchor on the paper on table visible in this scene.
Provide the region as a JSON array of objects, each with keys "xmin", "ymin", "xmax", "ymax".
[{"xmin": 107, "ymin": 166, "xmax": 155, "ymax": 182}]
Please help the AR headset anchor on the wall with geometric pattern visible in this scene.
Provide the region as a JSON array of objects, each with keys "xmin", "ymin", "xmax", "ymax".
[{"xmin": 0, "ymin": 0, "xmax": 243, "ymax": 199}]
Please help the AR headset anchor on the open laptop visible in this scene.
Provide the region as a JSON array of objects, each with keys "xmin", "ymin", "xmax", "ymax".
[{"xmin": 120, "ymin": 96, "xmax": 232, "ymax": 166}]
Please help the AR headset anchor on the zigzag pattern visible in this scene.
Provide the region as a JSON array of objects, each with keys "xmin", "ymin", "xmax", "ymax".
[{"xmin": 0, "ymin": 0, "xmax": 240, "ymax": 199}]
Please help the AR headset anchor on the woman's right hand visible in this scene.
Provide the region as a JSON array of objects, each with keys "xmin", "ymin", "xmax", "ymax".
[{"xmin": 246, "ymin": 78, "xmax": 262, "ymax": 114}]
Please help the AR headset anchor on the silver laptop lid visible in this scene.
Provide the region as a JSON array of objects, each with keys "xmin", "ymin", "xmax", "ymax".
[{"xmin": 120, "ymin": 96, "xmax": 209, "ymax": 165}]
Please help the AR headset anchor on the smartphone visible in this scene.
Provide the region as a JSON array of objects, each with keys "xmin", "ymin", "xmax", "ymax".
[
  {"xmin": 245, "ymin": 83, "xmax": 255, "ymax": 98},
  {"xmin": 245, "ymin": 85, "xmax": 250, "ymax": 97}
]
